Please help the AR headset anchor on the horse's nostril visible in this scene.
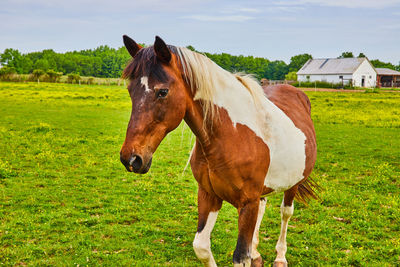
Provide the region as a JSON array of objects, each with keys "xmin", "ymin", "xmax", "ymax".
[
  {"xmin": 129, "ymin": 156, "xmax": 137, "ymax": 166},
  {"xmin": 130, "ymin": 154, "xmax": 143, "ymax": 172}
]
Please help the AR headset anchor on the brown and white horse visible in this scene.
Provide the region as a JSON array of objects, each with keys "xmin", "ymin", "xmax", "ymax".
[{"xmin": 119, "ymin": 35, "xmax": 318, "ymax": 267}]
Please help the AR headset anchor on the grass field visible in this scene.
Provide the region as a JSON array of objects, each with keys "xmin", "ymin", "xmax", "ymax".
[{"xmin": 0, "ymin": 82, "xmax": 399, "ymax": 266}]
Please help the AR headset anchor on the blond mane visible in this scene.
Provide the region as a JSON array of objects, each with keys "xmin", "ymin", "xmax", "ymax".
[{"xmin": 175, "ymin": 47, "xmax": 266, "ymax": 121}]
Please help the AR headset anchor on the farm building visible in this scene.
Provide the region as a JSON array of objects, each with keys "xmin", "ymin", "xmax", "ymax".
[
  {"xmin": 297, "ymin": 58, "xmax": 377, "ymax": 88},
  {"xmin": 376, "ymin": 68, "xmax": 400, "ymax": 88}
]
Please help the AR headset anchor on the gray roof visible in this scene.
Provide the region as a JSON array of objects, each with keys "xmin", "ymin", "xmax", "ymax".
[
  {"xmin": 375, "ymin": 68, "xmax": 400, "ymax": 76},
  {"xmin": 297, "ymin": 58, "xmax": 367, "ymax": 75}
]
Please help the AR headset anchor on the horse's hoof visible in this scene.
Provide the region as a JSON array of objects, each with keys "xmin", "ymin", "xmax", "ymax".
[
  {"xmin": 273, "ymin": 260, "xmax": 287, "ymax": 267},
  {"xmin": 251, "ymin": 256, "xmax": 264, "ymax": 267}
]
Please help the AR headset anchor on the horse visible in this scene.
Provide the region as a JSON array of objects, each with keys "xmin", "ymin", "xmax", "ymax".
[{"xmin": 119, "ymin": 35, "xmax": 318, "ymax": 267}]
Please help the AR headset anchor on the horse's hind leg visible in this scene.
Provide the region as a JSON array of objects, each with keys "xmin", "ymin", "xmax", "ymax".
[
  {"xmin": 273, "ymin": 186, "xmax": 297, "ymax": 267},
  {"xmin": 193, "ymin": 187, "xmax": 222, "ymax": 267},
  {"xmin": 251, "ymin": 197, "xmax": 267, "ymax": 267}
]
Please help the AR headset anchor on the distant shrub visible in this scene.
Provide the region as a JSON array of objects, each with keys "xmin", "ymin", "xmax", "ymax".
[
  {"xmin": 0, "ymin": 66, "xmax": 17, "ymax": 76},
  {"xmin": 87, "ymin": 77, "xmax": 95, "ymax": 85},
  {"xmin": 67, "ymin": 73, "xmax": 81, "ymax": 84},
  {"xmin": 285, "ymin": 71, "xmax": 297, "ymax": 81},
  {"xmin": 0, "ymin": 66, "xmax": 17, "ymax": 81},
  {"xmin": 46, "ymin": 69, "xmax": 63, "ymax": 82},
  {"xmin": 293, "ymin": 80, "xmax": 355, "ymax": 89},
  {"xmin": 31, "ymin": 69, "xmax": 46, "ymax": 82},
  {"xmin": 364, "ymin": 88, "xmax": 380, "ymax": 94}
]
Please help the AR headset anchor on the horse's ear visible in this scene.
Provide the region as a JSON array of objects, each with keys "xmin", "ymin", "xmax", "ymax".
[
  {"xmin": 154, "ymin": 36, "xmax": 171, "ymax": 63},
  {"xmin": 123, "ymin": 35, "xmax": 142, "ymax": 58}
]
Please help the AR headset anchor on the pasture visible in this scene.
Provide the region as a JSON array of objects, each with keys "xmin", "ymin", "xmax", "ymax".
[{"xmin": 0, "ymin": 82, "xmax": 399, "ymax": 266}]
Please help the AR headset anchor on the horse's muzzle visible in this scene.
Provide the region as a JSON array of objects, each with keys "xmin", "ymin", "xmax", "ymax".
[{"xmin": 120, "ymin": 154, "xmax": 152, "ymax": 174}]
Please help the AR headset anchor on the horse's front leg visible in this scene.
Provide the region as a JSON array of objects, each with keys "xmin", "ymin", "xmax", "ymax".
[
  {"xmin": 233, "ymin": 199, "xmax": 260, "ymax": 267},
  {"xmin": 193, "ymin": 186, "xmax": 223, "ymax": 267}
]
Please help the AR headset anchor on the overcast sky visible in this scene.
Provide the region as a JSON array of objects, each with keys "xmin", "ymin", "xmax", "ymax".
[{"xmin": 1, "ymin": 0, "xmax": 400, "ymax": 64}]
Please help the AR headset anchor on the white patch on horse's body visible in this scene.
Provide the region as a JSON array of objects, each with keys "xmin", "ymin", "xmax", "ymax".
[
  {"xmin": 193, "ymin": 211, "xmax": 218, "ymax": 267},
  {"xmin": 140, "ymin": 76, "xmax": 151, "ymax": 92},
  {"xmin": 176, "ymin": 47, "xmax": 306, "ymax": 193}
]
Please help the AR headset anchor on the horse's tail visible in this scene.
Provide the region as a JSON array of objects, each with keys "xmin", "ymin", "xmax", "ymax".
[{"xmin": 295, "ymin": 177, "xmax": 320, "ymax": 204}]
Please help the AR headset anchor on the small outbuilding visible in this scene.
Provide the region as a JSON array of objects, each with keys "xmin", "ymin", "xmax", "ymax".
[
  {"xmin": 297, "ymin": 57, "xmax": 377, "ymax": 88},
  {"xmin": 376, "ymin": 68, "xmax": 400, "ymax": 88}
]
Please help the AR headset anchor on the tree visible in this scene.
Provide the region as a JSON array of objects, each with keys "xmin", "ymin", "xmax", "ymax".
[
  {"xmin": 20, "ymin": 57, "xmax": 33, "ymax": 73},
  {"xmin": 370, "ymin": 59, "xmax": 396, "ymax": 70},
  {"xmin": 0, "ymin": 48, "xmax": 21, "ymax": 66},
  {"xmin": 264, "ymin": 61, "xmax": 289, "ymax": 80},
  {"xmin": 0, "ymin": 66, "xmax": 16, "ymax": 76},
  {"xmin": 186, "ymin": 45, "xmax": 196, "ymax": 52},
  {"xmin": 0, "ymin": 66, "xmax": 17, "ymax": 81},
  {"xmin": 32, "ymin": 69, "xmax": 45, "ymax": 83},
  {"xmin": 288, "ymin": 54, "xmax": 312, "ymax": 72},
  {"xmin": 358, "ymin": 52, "xmax": 366, "ymax": 58},
  {"xmin": 338, "ymin": 52, "xmax": 354, "ymax": 58},
  {"xmin": 0, "ymin": 48, "xmax": 26, "ymax": 73},
  {"xmin": 285, "ymin": 71, "xmax": 297, "ymax": 81},
  {"xmin": 34, "ymin": 59, "xmax": 50, "ymax": 71}
]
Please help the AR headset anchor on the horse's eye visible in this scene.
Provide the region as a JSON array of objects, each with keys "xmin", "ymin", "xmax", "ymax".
[{"xmin": 156, "ymin": 88, "xmax": 169, "ymax": 98}]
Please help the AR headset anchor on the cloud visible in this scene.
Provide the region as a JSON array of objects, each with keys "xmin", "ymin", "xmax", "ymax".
[
  {"xmin": 275, "ymin": 0, "xmax": 400, "ymax": 8},
  {"xmin": 181, "ymin": 14, "xmax": 254, "ymax": 22},
  {"xmin": 237, "ymin": 8, "xmax": 261, "ymax": 13},
  {"xmin": 1, "ymin": 0, "xmax": 212, "ymax": 13},
  {"xmin": 381, "ymin": 23, "xmax": 400, "ymax": 30}
]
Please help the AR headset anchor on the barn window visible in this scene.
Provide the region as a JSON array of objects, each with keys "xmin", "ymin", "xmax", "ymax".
[
  {"xmin": 339, "ymin": 75, "xmax": 343, "ymax": 79},
  {"xmin": 369, "ymin": 75, "xmax": 372, "ymax": 79}
]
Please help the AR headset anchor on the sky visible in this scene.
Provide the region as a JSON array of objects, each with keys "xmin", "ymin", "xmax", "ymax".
[{"xmin": 1, "ymin": 0, "xmax": 400, "ymax": 64}]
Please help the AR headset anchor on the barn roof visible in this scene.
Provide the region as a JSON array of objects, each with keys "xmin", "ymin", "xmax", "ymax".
[
  {"xmin": 297, "ymin": 57, "xmax": 368, "ymax": 75},
  {"xmin": 375, "ymin": 68, "xmax": 400, "ymax": 76}
]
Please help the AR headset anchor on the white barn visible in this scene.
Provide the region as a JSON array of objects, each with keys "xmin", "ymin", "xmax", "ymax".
[{"xmin": 297, "ymin": 58, "xmax": 377, "ymax": 88}]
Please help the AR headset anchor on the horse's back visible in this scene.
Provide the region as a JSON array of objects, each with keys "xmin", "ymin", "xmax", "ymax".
[
  {"xmin": 263, "ymin": 84, "xmax": 311, "ymax": 115},
  {"xmin": 263, "ymin": 84, "xmax": 317, "ymax": 181}
]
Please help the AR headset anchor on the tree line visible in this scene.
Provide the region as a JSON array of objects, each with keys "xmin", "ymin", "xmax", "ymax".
[{"xmin": 0, "ymin": 46, "xmax": 399, "ymax": 81}]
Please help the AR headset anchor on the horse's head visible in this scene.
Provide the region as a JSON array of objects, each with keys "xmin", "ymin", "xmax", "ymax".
[{"xmin": 120, "ymin": 35, "xmax": 189, "ymax": 174}]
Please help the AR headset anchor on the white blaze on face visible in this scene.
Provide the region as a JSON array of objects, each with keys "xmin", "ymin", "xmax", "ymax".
[{"xmin": 140, "ymin": 76, "xmax": 151, "ymax": 92}]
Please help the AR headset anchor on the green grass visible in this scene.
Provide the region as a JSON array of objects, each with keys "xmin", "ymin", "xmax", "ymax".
[{"xmin": 0, "ymin": 82, "xmax": 399, "ymax": 266}]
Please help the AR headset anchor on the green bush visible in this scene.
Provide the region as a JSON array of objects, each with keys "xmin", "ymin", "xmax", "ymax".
[
  {"xmin": 67, "ymin": 73, "xmax": 81, "ymax": 84},
  {"xmin": 46, "ymin": 69, "xmax": 63, "ymax": 82},
  {"xmin": 285, "ymin": 71, "xmax": 297, "ymax": 81},
  {"xmin": 0, "ymin": 66, "xmax": 17, "ymax": 81},
  {"xmin": 31, "ymin": 69, "xmax": 45, "ymax": 81},
  {"xmin": 87, "ymin": 77, "xmax": 95, "ymax": 85},
  {"xmin": 292, "ymin": 80, "xmax": 354, "ymax": 89}
]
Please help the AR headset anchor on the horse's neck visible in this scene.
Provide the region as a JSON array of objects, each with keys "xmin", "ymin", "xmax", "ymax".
[
  {"xmin": 183, "ymin": 95, "xmax": 245, "ymax": 156},
  {"xmin": 184, "ymin": 73, "xmax": 271, "ymax": 154},
  {"xmin": 183, "ymin": 97, "xmax": 212, "ymax": 149}
]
